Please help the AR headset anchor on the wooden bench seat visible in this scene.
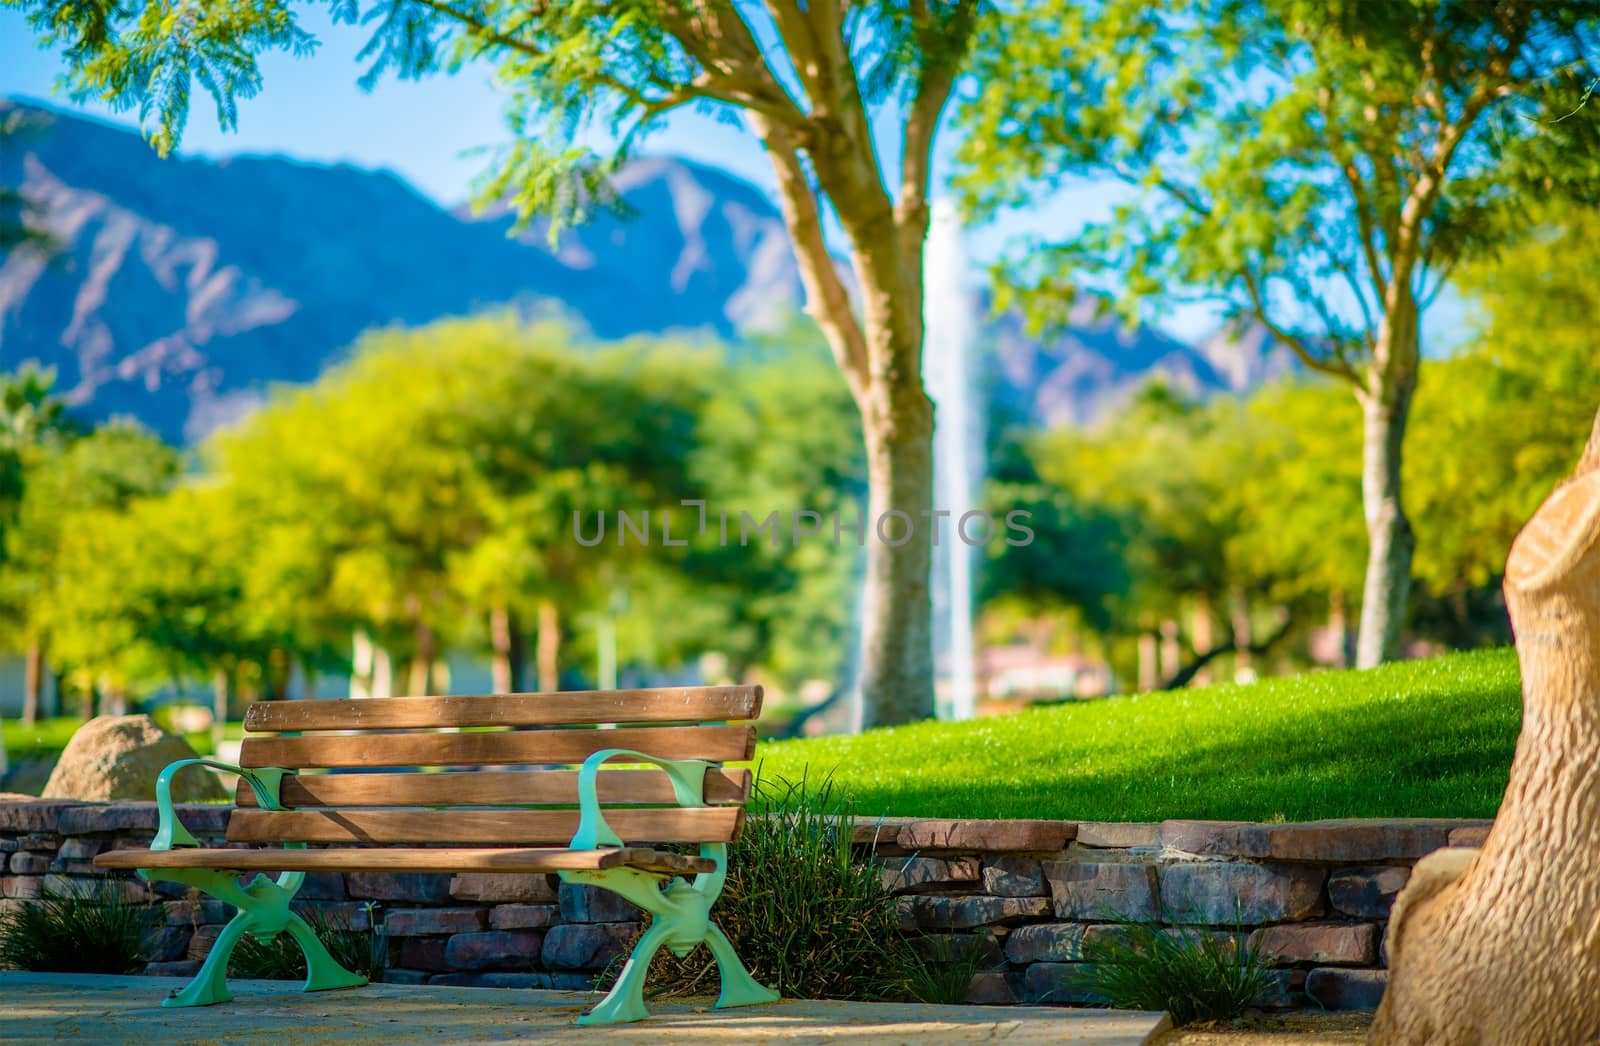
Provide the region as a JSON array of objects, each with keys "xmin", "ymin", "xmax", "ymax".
[
  {"xmin": 93, "ymin": 684, "xmax": 779, "ymax": 1025},
  {"xmin": 96, "ymin": 846, "xmax": 716, "ymax": 875}
]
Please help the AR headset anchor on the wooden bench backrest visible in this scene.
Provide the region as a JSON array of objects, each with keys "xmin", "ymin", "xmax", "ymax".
[{"xmin": 228, "ymin": 685, "xmax": 761, "ymax": 848}]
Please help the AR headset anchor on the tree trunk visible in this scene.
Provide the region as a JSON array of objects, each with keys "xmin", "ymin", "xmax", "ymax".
[
  {"xmin": 408, "ymin": 623, "xmax": 436, "ymax": 697},
  {"xmin": 490, "ymin": 609, "xmax": 510, "ymax": 694},
  {"xmin": 536, "ymin": 600, "xmax": 558, "ymax": 693},
  {"xmin": 748, "ymin": 107, "xmax": 937, "ymax": 730},
  {"xmin": 1191, "ymin": 595, "xmax": 1214, "ymax": 686},
  {"xmin": 1328, "ymin": 592, "xmax": 1352, "ymax": 669},
  {"xmin": 265, "ymin": 649, "xmax": 289, "ymax": 702},
  {"xmin": 1158, "ymin": 619, "xmax": 1182, "ymax": 682},
  {"xmin": 212, "ymin": 668, "xmax": 229, "ymax": 749},
  {"xmin": 21, "ymin": 639, "xmax": 44, "ymax": 728},
  {"xmin": 1137, "ymin": 629, "xmax": 1159, "ymax": 692},
  {"xmin": 100, "ymin": 686, "xmax": 128, "ymax": 717},
  {"xmin": 857, "ymin": 400, "xmax": 936, "ymax": 728},
  {"xmin": 1229, "ymin": 591, "xmax": 1253, "ymax": 678},
  {"xmin": 1355, "ymin": 333, "xmax": 1418, "ymax": 668},
  {"xmin": 1371, "ymin": 409, "xmax": 1600, "ymax": 1044}
]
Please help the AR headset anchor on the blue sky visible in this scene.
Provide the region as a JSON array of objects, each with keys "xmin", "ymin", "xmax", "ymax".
[
  {"xmin": 0, "ymin": 9, "xmax": 1142, "ymax": 294},
  {"xmin": 1, "ymin": 8, "xmax": 1466, "ymax": 347}
]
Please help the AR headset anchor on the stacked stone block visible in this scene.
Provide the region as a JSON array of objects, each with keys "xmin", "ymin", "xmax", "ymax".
[{"xmin": 0, "ymin": 798, "xmax": 1489, "ymax": 1010}]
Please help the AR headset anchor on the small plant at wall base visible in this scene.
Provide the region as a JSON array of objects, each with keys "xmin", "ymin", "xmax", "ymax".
[
  {"xmin": 0, "ymin": 882, "xmax": 160, "ymax": 974},
  {"xmin": 900, "ymin": 934, "xmax": 994, "ymax": 1006},
  {"xmin": 1068, "ymin": 918, "xmax": 1275, "ymax": 1026},
  {"xmin": 638, "ymin": 773, "xmax": 922, "ymax": 1002},
  {"xmin": 228, "ymin": 907, "xmax": 386, "ymax": 983}
]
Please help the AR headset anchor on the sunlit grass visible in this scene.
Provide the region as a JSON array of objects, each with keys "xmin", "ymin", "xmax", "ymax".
[
  {"xmin": 755, "ymin": 648, "xmax": 1522, "ymax": 822},
  {"xmin": 2, "ymin": 716, "xmax": 243, "ymax": 764}
]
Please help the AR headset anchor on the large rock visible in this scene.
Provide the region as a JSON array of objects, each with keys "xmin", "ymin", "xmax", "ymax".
[
  {"xmin": 1043, "ymin": 861, "xmax": 1160, "ymax": 921},
  {"xmin": 41, "ymin": 717, "xmax": 225, "ymax": 802},
  {"xmin": 1328, "ymin": 865, "xmax": 1411, "ymax": 918},
  {"xmin": 1159, "ymin": 861, "xmax": 1325, "ymax": 924}
]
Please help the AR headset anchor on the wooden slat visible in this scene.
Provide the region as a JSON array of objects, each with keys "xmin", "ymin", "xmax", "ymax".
[
  {"xmin": 238, "ymin": 724, "xmax": 755, "ymax": 770},
  {"xmin": 95, "ymin": 846, "xmax": 715, "ymax": 875},
  {"xmin": 225, "ymin": 807, "xmax": 744, "ymax": 846},
  {"xmin": 236, "ymin": 767, "xmax": 751, "ymax": 809},
  {"xmin": 243, "ymin": 686, "xmax": 763, "ymax": 733}
]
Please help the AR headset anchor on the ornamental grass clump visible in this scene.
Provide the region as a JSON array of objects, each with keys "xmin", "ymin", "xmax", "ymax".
[
  {"xmin": 0, "ymin": 881, "xmax": 160, "ymax": 973},
  {"xmin": 1068, "ymin": 918, "xmax": 1275, "ymax": 1025},
  {"xmin": 640, "ymin": 772, "xmax": 922, "ymax": 1002}
]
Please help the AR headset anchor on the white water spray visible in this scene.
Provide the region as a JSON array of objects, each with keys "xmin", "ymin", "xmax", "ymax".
[{"xmin": 924, "ymin": 200, "xmax": 980, "ymax": 721}]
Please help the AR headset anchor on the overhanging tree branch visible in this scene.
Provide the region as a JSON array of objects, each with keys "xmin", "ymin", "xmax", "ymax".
[
  {"xmin": 751, "ymin": 115, "xmax": 870, "ymax": 396},
  {"xmin": 1239, "ymin": 268, "xmax": 1360, "ymax": 384}
]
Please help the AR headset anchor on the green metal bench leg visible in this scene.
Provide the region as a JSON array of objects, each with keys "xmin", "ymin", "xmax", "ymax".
[
  {"xmin": 283, "ymin": 912, "xmax": 368, "ymax": 994},
  {"xmin": 578, "ymin": 919, "xmax": 673, "ymax": 1026},
  {"xmin": 563, "ymin": 863, "xmax": 779, "ymax": 1026},
  {"xmin": 165, "ymin": 909, "xmax": 251, "ymax": 1008},
  {"xmin": 143, "ymin": 867, "xmax": 366, "ymax": 1008},
  {"xmin": 704, "ymin": 922, "xmax": 780, "ymax": 1010}
]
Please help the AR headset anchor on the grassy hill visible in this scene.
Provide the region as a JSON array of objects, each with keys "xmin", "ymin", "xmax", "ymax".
[{"xmin": 755, "ymin": 648, "xmax": 1522, "ymax": 822}]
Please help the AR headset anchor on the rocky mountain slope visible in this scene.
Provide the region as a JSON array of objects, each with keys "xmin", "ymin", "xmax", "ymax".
[{"xmin": 0, "ymin": 100, "xmax": 1281, "ymax": 442}]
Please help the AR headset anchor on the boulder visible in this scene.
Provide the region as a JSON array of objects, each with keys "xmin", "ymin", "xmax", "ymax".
[{"xmin": 41, "ymin": 716, "xmax": 225, "ymax": 802}]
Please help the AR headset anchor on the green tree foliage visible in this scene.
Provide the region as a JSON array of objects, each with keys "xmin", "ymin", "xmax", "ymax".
[
  {"xmin": 1406, "ymin": 205, "xmax": 1600, "ymax": 642},
  {"xmin": 205, "ymin": 316, "xmax": 707, "ymax": 697},
  {"xmin": 6, "ymin": 0, "xmax": 987, "ymax": 726},
  {"xmin": 686, "ymin": 323, "xmax": 864, "ymax": 694},
  {"xmin": 956, "ymin": 0, "xmax": 1600, "ymax": 668},
  {"xmin": 6, "ymin": 422, "xmax": 180, "ymax": 712}
]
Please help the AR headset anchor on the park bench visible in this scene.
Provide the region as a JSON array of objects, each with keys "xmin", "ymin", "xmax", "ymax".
[{"xmin": 94, "ymin": 684, "xmax": 779, "ymax": 1025}]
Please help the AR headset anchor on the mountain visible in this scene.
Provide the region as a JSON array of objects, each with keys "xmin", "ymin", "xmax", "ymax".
[
  {"xmin": 0, "ymin": 101, "xmax": 804, "ymax": 440},
  {"xmin": 0, "ymin": 100, "xmax": 1283, "ymax": 442},
  {"xmin": 982, "ymin": 300, "xmax": 1290, "ymax": 429}
]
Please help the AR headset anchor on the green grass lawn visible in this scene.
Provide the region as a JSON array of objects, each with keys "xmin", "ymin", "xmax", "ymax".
[
  {"xmin": 2, "ymin": 717, "xmax": 242, "ymax": 773},
  {"xmin": 755, "ymin": 648, "xmax": 1523, "ymax": 822}
]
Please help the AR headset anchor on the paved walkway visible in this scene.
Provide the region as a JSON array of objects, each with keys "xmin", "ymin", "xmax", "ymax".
[{"xmin": 0, "ymin": 973, "xmax": 1169, "ymax": 1045}]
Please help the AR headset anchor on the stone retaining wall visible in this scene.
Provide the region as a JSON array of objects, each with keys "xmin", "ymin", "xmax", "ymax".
[{"xmin": 0, "ymin": 798, "xmax": 1491, "ymax": 1009}]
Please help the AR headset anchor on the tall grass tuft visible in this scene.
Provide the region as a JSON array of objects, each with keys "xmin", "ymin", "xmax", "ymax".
[
  {"xmin": 1068, "ymin": 919, "xmax": 1275, "ymax": 1025},
  {"xmin": 229, "ymin": 906, "xmax": 386, "ymax": 982},
  {"xmin": 641, "ymin": 772, "xmax": 922, "ymax": 1002},
  {"xmin": 900, "ymin": 934, "xmax": 992, "ymax": 1005},
  {"xmin": 0, "ymin": 881, "xmax": 160, "ymax": 973}
]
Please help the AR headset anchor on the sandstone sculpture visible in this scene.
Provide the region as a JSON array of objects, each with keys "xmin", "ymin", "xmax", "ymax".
[{"xmin": 1372, "ymin": 410, "xmax": 1600, "ymax": 1043}]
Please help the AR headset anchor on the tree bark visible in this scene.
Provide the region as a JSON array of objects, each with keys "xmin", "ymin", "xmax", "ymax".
[
  {"xmin": 1355, "ymin": 274, "xmax": 1421, "ymax": 669},
  {"xmin": 1191, "ymin": 595, "xmax": 1214, "ymax": 686},
  {"xmin": 857, "ymin": 397, "xmax": 936, "ymax": 727},
  {"xmin": 21, "ymin": 639, "xmax": 44, "ymax": 728},
  {"xmin": 1137, "ymin": 627, "xmax": 1159, "ymax": 692},
  {"xmin": 1370, "ymin": 410, "xmax": 1600, "ymax": 1044},
  {"xmin": 536, "ymin": 600, "xmax": 559, "ymax": 693},
  {"xmin": 1158, "ymin": 619, "xmax": 1182, "ymax": 682},
  {"xmin": 265, "ymin": 649, "xmax": 289, "ymax": 702},
  {"xmin": 212, "ymin": 668, "xmax": 229, "ymax": 748},
  {"xmin": 408, "ymin": 623, "xmax": 437, "ymax": 697},
  {"xmin": 747, "ymin": 81, "xmax": 941, "ymax": 728},
  {"xmin": 486, "ymin": 607, "xmax": 512, "ymax": 697},
  {"xmin": 1328, "ymin": 592, "xmax": 1352, "ymax": 668},
  {"xmin": 1229, "ymin": 591, "xmax": 1253, "ymax": 676}
]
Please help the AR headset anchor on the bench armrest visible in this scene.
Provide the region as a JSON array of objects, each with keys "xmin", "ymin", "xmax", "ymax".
[
  {"xmin": 152, "ymin": 759, "xmax": 289, "ymax": 851},
  {"xmin": 570, "ymin": 749, "xmax": 708, "ymax": 851}
]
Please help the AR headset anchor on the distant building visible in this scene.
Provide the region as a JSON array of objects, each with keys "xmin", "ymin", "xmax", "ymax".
[{"xmin": 975, "ymin": 645, "xmax": 1112, "ymax": 704}]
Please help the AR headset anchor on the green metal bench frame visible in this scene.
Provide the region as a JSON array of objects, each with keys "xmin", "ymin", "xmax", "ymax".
[{"xmin": 135, "ymin": 750, "xmax": 778, "ymax": 1024}]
